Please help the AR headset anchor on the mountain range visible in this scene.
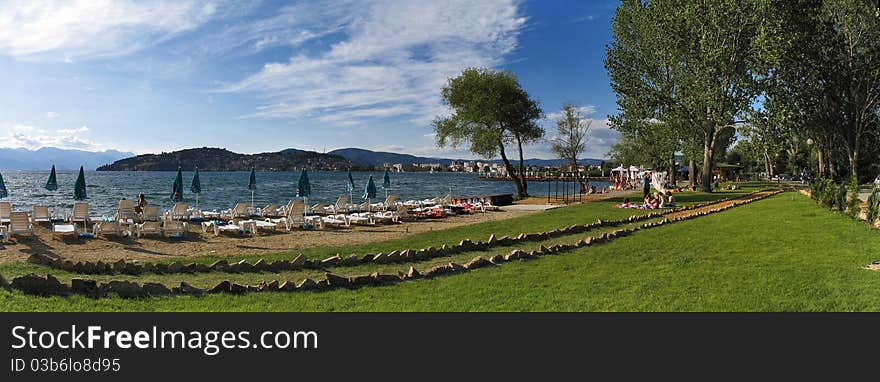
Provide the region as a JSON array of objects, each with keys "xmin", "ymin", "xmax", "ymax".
[
  {"xmin": 1, "ymin": 146, "xmax": 607, "ymax": 171},
  {"xmin": 0, "ymin": 147, "xmax": 134, "ymax": 171}
]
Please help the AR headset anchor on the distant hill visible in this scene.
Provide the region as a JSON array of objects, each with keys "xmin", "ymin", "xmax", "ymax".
[
  {"xmin": 97, "ymin": 147, "xmax": 359, "ymax": 171},
  {"xmin": 328, "ymin": 147, "xmax": 605, "ymax": 167},
  {"xmin": 0, "ymin": 147, "xmax": 134, "ymax": 170}
]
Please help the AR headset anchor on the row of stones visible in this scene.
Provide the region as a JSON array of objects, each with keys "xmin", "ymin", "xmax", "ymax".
[
  {"xmin": 1, "ymin": 190, "xmax": 783, "ymax": 299},
  {"xmin": 25, "ymin": 192, "xmax": 754, "ymax": 276}
]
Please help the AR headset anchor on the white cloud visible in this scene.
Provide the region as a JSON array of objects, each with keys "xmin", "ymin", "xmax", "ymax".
[
  {"xmin": 544, "ymin": 105, "xmax": 597, "ymax": 122},
  {"xmin": 45, "ymin": 111, "xmax": 60, "ymax": 119},
  {"xmin": 0, "ymin": 0, "xmax": 219, "ymax": 61},
  {"xmin": 221, "ymin": 0, "xmax": 526, "ymax": 128},
  {"xmin": 2, "ymin": 124, "xmax": 101, "ymax": 150}
]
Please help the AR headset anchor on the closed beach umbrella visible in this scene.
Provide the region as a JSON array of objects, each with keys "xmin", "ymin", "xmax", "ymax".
[
  {"xmin": 45, "ymin": 165, "xmax": 58, "ymax": 217},
  {"xmin": 190, "ymin": 166, "xmax": 202, "ymax": 208},
  {"xmin": 296, "ymin": 169, "xmax": 311, "ymax": 221},
  {"xmin": 0, "ymin": 172, "xmax": 7, "ymax": 199},
  {"xmin": 347, "ymin": 169, "xmax": 355, "ymax": 202},
  {"xmin": 171, "ymin": 167, "xmax": 184, "ymax": 202},
  {"xmin": 74, "ymin": 166, "xmax": 87, "ymax": 201},
  {"xmin": 382, "ymin": 169, "xmax": 391, "ymax": 198},
  {"xmin": 363, "ymin": 175, "xmax": 377, "ymax": 211},
  {"xmin": 248, "ymin": 168, "xmax": 257, "ymax": 208}
]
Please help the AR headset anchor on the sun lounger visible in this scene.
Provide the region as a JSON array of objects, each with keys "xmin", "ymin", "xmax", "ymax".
[
  {"xmin": 134, "ymin": 221, "xmax": 162, "ymax": 238},
  {"xmin": 202, "ymin": 220, "xmax": 243, "ymax": 236},
  {"xmin": 0, "ymin": 202, "xmax": 11, "ymax": 224},
  {"xmin": 267, "ymin": 201, "xmax": 307, "ymax": 230},
  {"xmin": 324, "ymin": 195, "xmax": 351, "ymax": 214},
  {"xmin": 222, "ymin": 202, "xmax": 249, "ymax": 220},
  {"xmin": 396, "ymin": 205, "xmax": 413, "ymax": 221},
  {"xmin": 162, "ymin": 220, "xmax": 188, "ymax": 237},
  {"xmin": 168, "ymin": 203, "xmax": 191, "ymax": 221},
  {"xmin": 371, "ymin": 194, "xmax": 397, "ymax": 211},
  {"xmin": 239, "ymin": 219, "xmax": 278, "ymax": 234},
  {"xmin": 346, "ymin": 212, "xmax": 374, "ymax": 225},
  {"xmin": 32, "ymin": 205, "xmax": 51, "ymax": 224},
  {"xmin": 371, "ymin": 211, "xmax": 399, "ymax": 224},
  {"xmin": 310, "ymin": 203, "xmax": 328, "ymax": 215},
  {"xmin": 116, "ymin": 199, "xmax": 137, "ymax": 227},
  {"xmin": 8, "ymin": 212, "xmax": 34, "ymax": 238},
  {"xmin": 261, "ymin": 204, "xmax": 281, "ymax": 218},
  {"xmin": 68, "ymin": 202, "xmax": 90, "ymax": 229},
  {"xmin": 142, "ymin": 205, "xmax": 160, "ymax": 221},
  {"xmin": 52, "ymin": 223, "xmax": 77, "ymax": 240},
  {"xmin": 319, "ymin": 214, "xmax": 349, "ymax": 229},
  {"xmin": 93, "ymin": 221, "xmax": 127, "ymax": 238}
]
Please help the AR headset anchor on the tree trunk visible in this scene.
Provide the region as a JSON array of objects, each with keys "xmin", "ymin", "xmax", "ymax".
[
  {"xmin": 701, "ymin": 127, "xmax": 716, "ymax": 193},
  {"xmin": 688, "ymin": 159, "xmax": 695, "ymax": 186},
  {"xmin": 816, "ymin": 144, "xmax": 825, "ymax": 178},
  {"xmin": 828, "ymin": 153, "xmax": 836, "ymax": 180},
  {"xmin": 669, "ymin": 153, "xmax": 676, "ymax": 186},
  {"xmin": 516, "ymin": 135, "xmax": 528, "ymax": 196},
  {"xmin": 498, "ymin": 139, "xmax": 525, "ymax": 198}
]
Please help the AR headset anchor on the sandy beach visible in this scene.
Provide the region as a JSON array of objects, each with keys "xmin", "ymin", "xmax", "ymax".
[{"xmin": 0, "ymin": 208, "xmax": 539, "ymax": 264}]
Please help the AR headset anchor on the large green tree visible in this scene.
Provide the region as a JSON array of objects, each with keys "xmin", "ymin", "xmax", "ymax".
[
  {"xmin": 433, "ymin": 68, "xmax": 544, "ymax": 198},
  {"xmin": 606, "ymin": 0, "xmax": 764, "ymax": 192}
]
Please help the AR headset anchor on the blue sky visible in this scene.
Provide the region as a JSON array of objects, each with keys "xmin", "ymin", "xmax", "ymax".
[{"xmin": 0, "ymin": 0, "xmax": 620, "ymax": 159}]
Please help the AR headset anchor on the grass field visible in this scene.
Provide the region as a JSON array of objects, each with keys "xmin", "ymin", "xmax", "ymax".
[{"xmin": 3, "ymin": 184, "xmax": 879, "ymax": 312}]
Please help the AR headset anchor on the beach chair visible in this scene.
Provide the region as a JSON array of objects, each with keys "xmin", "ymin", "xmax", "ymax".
[
  {"xmin": 52, "ymin": 223, "xmax": 77, "ymax": 240},
  {"xmin": 396, "ymin": 205, "xmax": 413, "ymax": 221},
  {"xmin": 169, "ymin": 203, "xmax": 190, "ymax": 221},
  {"xmin": 222, "ymin": 202, "xmax": 249, "ymax": 220},
  {"xmin": 93, "ymin": 221, "xmax": 127, "ymax": 238},
  {"xmin": 32, "ymin": 206, "xmax": 51, "ymax": 224},
  {"xmin": 0, "ymin": 202, "xmax": 10, "ymax": 224},
  {"xmin": 380, "ymin": 194, "xmax": 398, "ymax": 211},
  {"xmin": 325, "ymin": 195, "xmax": 350, "ymax": 214},
  {"xmin": 310, "ymin": 203, "xmax": 328, "ymax": 215},
  {"xmin": 203, "ymin": 220, "xmax": 242, "ymax": 236},
  {"xmin": 268, "ymin": 201, "xmax": 306, "ymax": 230},
  {"xmin": 68, "ymin": 202, "xmax": 90, "ymax": 230},
  {"xmin": 346, "ymin": 212, "xmax": 374, "ymax": 225},
  {"xmin": 142, "ymin": 205, "xmax": 160, "ymax": 222},
  {"xmin": 239, "ymin": 219, "xmax": 278, "ymax": 234},
  {"xmin": 162, "ymin": 220, "xmax": 188, "ymax": 237},
  {"xmin": 134, "ymin": 221, "xmax": 162, "ymax": 238},
  {"xmin": 372, "ymin": 210, "xmax": 399, "ymax": 224},
  {"xmin": 261, "ymin": 204, "xmax": 280, "ymax": 218},
  {"xmin": 116, "ymin": 199, "xmax": 137, "ymax": 227},
  {"xmin": 319, "ymin": 214, "xmax": 349, "ymax": 229},
  {"xmin": 8, "ymin": 212, "xmax": 34, "ymax": 238}
]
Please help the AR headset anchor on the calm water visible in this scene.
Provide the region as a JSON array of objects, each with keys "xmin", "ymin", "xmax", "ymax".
[{"xmin": 0, "ymin": 170, "xmax": 609, "ymax": 216}]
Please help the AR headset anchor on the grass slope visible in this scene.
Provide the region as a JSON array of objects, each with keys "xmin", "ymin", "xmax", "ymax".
[{"xmin": 5, "ymin": 187, "xmax": 877, "ymax": 311}]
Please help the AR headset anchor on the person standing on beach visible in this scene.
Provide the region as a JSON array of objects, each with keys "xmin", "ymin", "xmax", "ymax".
[
  {"xmin": 642, "ymin": 173, "xmax": 651, "ymax": 199},
  {"xmin": 135, "ymin": 193, "xmax": 147, "ymax": 214}
]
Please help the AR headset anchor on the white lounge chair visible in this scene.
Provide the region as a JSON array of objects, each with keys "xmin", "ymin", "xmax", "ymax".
[
  {"xmin": 268, "ymin": 201, "xmax": 307, "ymax": 230},
  {"xmin": 239, "ymin": 219, "xmax": 278, "ymax": 234},
  {"xmin": 169, "ymin": 203, "xmax": 190, "ymax": 221},
  {"xmin": 346, "ymin": 212, "xmax": 374, "ymax": 225},
  {"xmin": 116, "ymin": 199, "xmax": 137, "ymax": 227},
  {"xmin": 93, "ymin": 221, "xmax": 127, "ymax": 238},
  {"xmin": 261, "ymin": 204, "xmax": 281, "ymax": 218},
  {"xmin": 8, "ymin": 212, "xmax": 34, "ymax": 238},
  {"xmin": 324, "ymin": 195, "xmax": 350, "ymax": 214},
  {"xmin": 371, "ymin": 211, "xmax": 399, "ymax": 224},
  {"xmin": 319, "ymin": 214, "xmax": 349, "ymax": 229},
  {"xmin": 202, "ymin": 220, "xmax": 242, "ymax": 236},
  {"xmin": 32, "ymin": 206, "xmax": 51, "ymax": 224},
  {"xmin": 371, "ymin": 194, "xmax": 398, "ymax": 211},
  {"xmin": 52, "ymin": 223, "xmax": 77, "ymax": 240},
  {"xmin": 68, "ymin": 202, "xmax": 90, "ymax": 232},
  {"xmin": 0, "ymin": 202, "xmax": 11, "ymax": 224},
  {"xmin": 134, "ymin": 221, "xmax": 162, "ymax": 238},
  {"xmin": 142, "ymin": 205, "xmax": 160, "ymax": 222},
  {"xmin": 162, "ymin": 220, "xmax": 188, "ymax": 237},
  {"xmin": 222, "ymin": 202, "xmax": 249, "ymax": 220}
]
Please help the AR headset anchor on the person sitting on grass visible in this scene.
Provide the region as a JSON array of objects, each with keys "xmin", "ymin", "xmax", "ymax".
[
  {"xmin": 616, "ymin": 198, "xmax": 631, "ymax": 208},
  {"xmin": 666, "ymin": 194, "xmax": 675, "ymax": 207}
]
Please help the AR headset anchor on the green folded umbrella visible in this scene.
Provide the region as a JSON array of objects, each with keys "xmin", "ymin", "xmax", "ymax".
[
  {"xmin": 190, "ymin": 166, "xmax": 202, "ymax": 208},
  {"xmin": 45, "ymin": 165, "xmax": 58, "ymax": 191},
  {"xmin": 363, "ymin": 175, "xmax": 377, "ymax": 200},
  {"xmin": 296, "ymin": 169, "xmax": 311, "ymax": 198},
  {"xmin": 382, "ymin": 168, "xmax": 391, "ymax": 198},
  {"xmin": 347, "ymin": 169, "xmax": 355, "ymax": 203},
  {"xmin": 247, "ymin": 168, "xmax": 257, "ymax": 208},
  {"xmin": 73, "ymin": 166, "xmax": 87, "ymax": 201},
  {"xmin": 0, "ymin": 171, "xmax": 7, "ymax": 199},
  {"xmin": 171, "ymin": 167, "xmax": 184, "ymax": 202}
]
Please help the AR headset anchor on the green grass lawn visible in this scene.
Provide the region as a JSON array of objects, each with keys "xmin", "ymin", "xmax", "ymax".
[{"xmin": 5, "ymin": 186, "xmax": 878, "ymax": 312}]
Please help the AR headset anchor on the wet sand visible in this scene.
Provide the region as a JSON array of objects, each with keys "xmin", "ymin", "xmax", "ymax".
[{"xmin": 0, "ymin": 209, "xmax": 537, "ymax": 264}]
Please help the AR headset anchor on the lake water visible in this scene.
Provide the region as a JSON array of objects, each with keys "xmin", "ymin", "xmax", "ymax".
[{"xmin": 0, "ymin": 170, "xmax": 609, "ymax": 216}]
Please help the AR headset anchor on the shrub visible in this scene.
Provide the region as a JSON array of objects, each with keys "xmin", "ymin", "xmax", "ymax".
[
  {"xmin": 867, "ymin": 188, "xmax": 880, "ymax": 225},
  {"xmin": 811, "ymin": 177, "xmax": 824, "ymax": 201},
  {"xmin": 835, "ymin": 182, "xmax": 848, "ymax": 212},
  {"xmin": 820, "ymin": 179, "xmax": 836, "ymax": 208},
  {"xmin": 845, "ymin": 179, "xmax": 860, "ymax": 218}
]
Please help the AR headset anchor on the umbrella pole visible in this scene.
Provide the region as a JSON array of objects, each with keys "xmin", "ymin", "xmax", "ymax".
[{"xmin": 251, "ymin": 191, "xmax": 255, "ymax": 211}]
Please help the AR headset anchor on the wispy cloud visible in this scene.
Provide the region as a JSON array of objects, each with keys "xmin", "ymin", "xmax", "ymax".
[
  {"xmin": 2, "ymin": 124, "xmax": 103, "ymax": 151},
  {"xmin": 0, "ymin": 0, "xmax": 219, "ymax": 61},
  {"xmin": 45, "ymin": 111, "xmax": 60, "ymax": 119},
  {"xmin": 220, "ymin": 0, "xmax": 527, "ymax": 127},
  {"xmin": 544, "ymin": 105, "xmax": 597, "ymax": 122}
]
